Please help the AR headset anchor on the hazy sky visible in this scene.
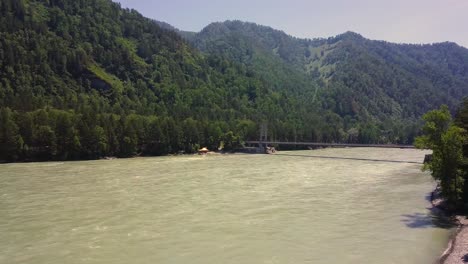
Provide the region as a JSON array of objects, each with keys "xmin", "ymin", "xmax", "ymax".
[{"xmin": 115, "ymin": 0, "xmax": 468, "ymax": 47}]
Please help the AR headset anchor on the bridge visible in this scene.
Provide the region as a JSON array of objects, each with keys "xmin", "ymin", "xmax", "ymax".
[
  {"xmin": 246, "ymin": 122, "xmax": 415, "ymax": 152},
  {"xmin": 245, "ymin": 141, "xmax": 415, "ymax": 149}
]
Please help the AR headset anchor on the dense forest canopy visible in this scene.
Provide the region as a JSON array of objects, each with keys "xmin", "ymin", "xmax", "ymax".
[{"xmin": 0, "ymin": 0, "xmax": 468, "ymax": 162}]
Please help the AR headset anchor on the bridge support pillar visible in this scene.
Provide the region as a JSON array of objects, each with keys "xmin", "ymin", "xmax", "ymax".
[{"xmin": 259, "ymin": 122, "xmax": 268, "ymax": 153}]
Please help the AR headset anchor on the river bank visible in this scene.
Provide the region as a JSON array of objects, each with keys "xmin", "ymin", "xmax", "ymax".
[
  {"xmin": 431, "ymin": 188, "xmax": 468, "ymax": 264},
  {"xmin": 440, "ymin": 216, "xmax": 468, "ymax": 264}
]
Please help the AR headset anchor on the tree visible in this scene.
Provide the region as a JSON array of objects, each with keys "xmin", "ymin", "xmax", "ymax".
[
  {"xmin": 415, "ymin": 105, "xmax": 467, "ymax": 209},
  {"xmin": 0, "ymin": 107, "xmax": 21, "ymax": 161},
  {"xmin": 358, "ymin": 123, "xmax": 379, "ymax": 144},
  {"xmin": 182, "ymin": 118, "xmax": 200, "ymax": 153},
  {"xmin": 415, "ymin": 105, "xmax": 451, "ymax": 149},
  {"xmin": 91, "ymin": 125, "xmax": 108, "ymax": 157},
  {"xmin": 120, "ymin": 136, "xmax": 137, "ymax": 157},
  {"xmin": 455, "ymin": 98, "xmax": 468, "ymax": 131},
  {"xmin": 221, "ymin": 131, "xmax": 242, "ymax": 151},
  {"xmin": 55, "ymin": 111, "xmax": 75, "ymax": 159},
  {"xmin": 33, "ymin": 125, "xmax": 57, "ymax": 160}
]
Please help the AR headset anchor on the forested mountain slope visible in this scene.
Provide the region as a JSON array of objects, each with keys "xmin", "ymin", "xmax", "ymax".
[
  {"xmin": 0, "ymin": 0, "xmax": 331, "ymax": 162},
  {"xmin": 1, "ymin": 1, "xmax": 467, "ymax": 162},
  {"xmin": 189, "ymin": 20, "xmax": 468, "ymax": 140}
]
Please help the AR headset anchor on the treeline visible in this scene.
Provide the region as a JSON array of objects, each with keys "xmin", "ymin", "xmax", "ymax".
[
  {"xmin": 0, "ymin": 107, "xmax": 253, "ymax": 161},
  {"xmin": 0, "ymin": 104, "xmax": 419, "ymax": 162},
  {"xmin": 416, "ymin": 100, "xmax": 468, "ymax": 212}
]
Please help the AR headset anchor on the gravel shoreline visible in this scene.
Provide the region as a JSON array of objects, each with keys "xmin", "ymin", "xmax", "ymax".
[
  {"xmin": 440, "ymin": 216, "xmax": 468, "ymax": 264},
  {"xmin": 431, "ymin": 188, "xmax": 468, "ymax": 264}
]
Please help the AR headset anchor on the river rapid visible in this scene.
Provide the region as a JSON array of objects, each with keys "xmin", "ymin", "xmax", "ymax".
[{"xmin": 0, "ymin": 148, "xmax": 452, "ymax": 264}]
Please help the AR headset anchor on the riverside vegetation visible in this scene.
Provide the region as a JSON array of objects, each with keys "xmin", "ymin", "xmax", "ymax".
[
  {"xmin": 415, "ymin": 101, "xmax": 468, "ymax": 264},
  {"xmin": 415, "ymin": 100, "xmax": 468, "ymax": 212},
  {"xmin": 1, "ymin": 0, "xmax": 468, "ymax": 162}
]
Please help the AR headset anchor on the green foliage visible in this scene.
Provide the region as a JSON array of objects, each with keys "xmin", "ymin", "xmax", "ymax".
[
  {"xmin": 33, "ymin": 125, "xmax": 57, "ymax": 160},
  {"xmin": 416, "ymin": 104, "xmax": 468, "ymax": 210},
  {"xmin": 87, "ymin": 63, "xmax": 124, "ymax": 95},
  {"xmin": 436, "ymin": 126, "xmax": 465, "ymax": 204},
  {"xmin": 358, "ymin": 123, "xmax": 379, "ymax": 144},
  {"xmin": 455, "ymin": 98, "xmax": 468, "ymax": 131},
  {"xmin": 220, "ymin": 131, "xmax": 242, "ymax": 151},
  {"xmin": 0, "ymin": 0, "xmax": 268, "ymax": 161},
  {"xmin": 0, "ymin": 107, "xmax": 21, "ymax": 161},
  {"xmin": 414, "ymin": 105, "xmax": 452, "ymax": 149},
  {"xmin": 191, "ymin": 21, "xmax": 468, "ymax": 143},
  {"xmin": 1, "ymin": 1, "xmax": 467, "ymax": 162}
]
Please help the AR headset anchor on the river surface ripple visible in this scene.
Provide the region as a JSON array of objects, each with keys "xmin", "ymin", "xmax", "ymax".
[{"xmin": 0, "ymin": 148, "xmax": 452, "ymax": 264}]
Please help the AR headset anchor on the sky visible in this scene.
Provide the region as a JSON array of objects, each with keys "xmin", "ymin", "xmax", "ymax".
[{"xmin": 115, "ymin": 0, "xmax": 468, "ymax": 47}]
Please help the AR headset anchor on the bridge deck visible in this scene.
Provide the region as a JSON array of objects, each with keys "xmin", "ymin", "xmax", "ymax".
[{"xmin": 245, "ymin": 141, "xmax": 415, "ymax": 149}]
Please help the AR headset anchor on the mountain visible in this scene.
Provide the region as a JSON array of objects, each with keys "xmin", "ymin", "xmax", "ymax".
[
  {"xmin": 0, "ymin": 0, "xmax": 334, "ymax": 162},
  {"xmin": 1, "ymin": 1, "xmax": 467, "ymax": 162},
  {"xmin": 0, "ymin": 0, "xmax": 262, "ymax": 161},
  {"xmin": 189, "ymin": 20, "xmax": 468, "ymax": 133}
]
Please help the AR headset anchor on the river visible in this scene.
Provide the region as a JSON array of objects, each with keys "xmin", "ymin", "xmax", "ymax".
[{"xmin": 0, "ymin": 148, "xmax": 453, "ymax": 264}]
